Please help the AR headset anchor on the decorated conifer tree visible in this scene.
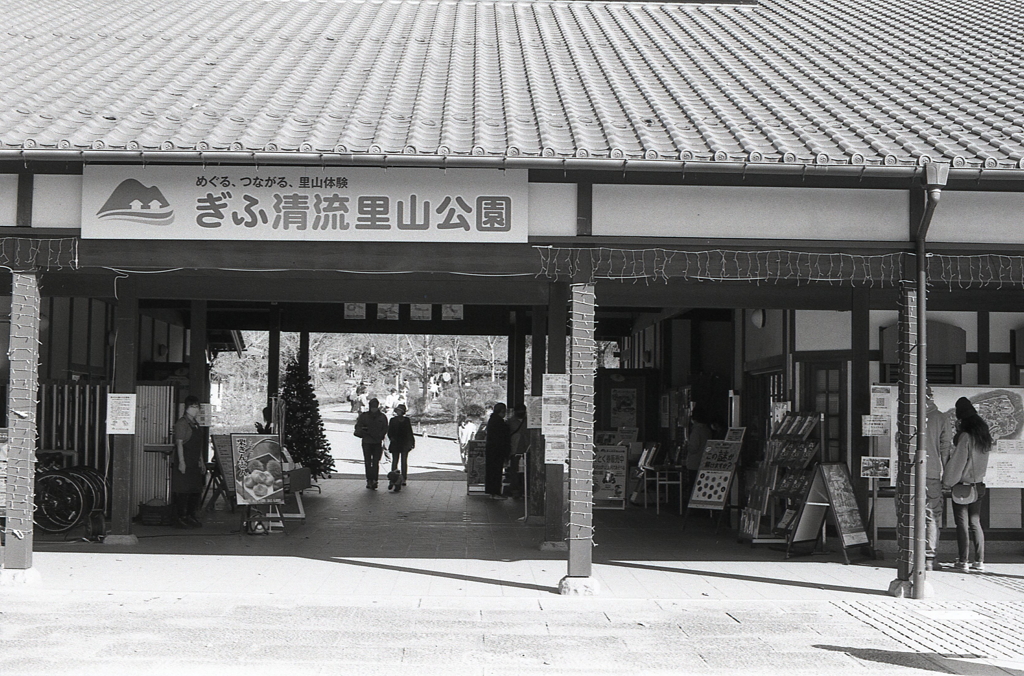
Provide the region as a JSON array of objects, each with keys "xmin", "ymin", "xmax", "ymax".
[{"xmin": 280, "ymin": 358, "xmax": 335, "ymax": 479}]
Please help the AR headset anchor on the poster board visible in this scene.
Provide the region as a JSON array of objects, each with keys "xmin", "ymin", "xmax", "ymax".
[
  {"xmin": 0, "ymin": 428, "xmax": 7, "ymax": 515},
  {"xmin": 593, "ymin": 445, "xmax": 628, "ymax": 508},
  {"xmin": 688, "ymin": 437, "xmax": 742, "ymax": 510},
  {"xmin": 819, "ymin": 463, "xmax": 869, "ymax": 548},
  {"xmin": 106, "ymin": 393, "xmax": 137, "ymax": 434},
  {"xmin": 211, "ymin": 434, "xmax": 237, "ymax": 498},
  {"xmin": 465, "ymin": 439, "xmax": 486, "ymax": 489},
  {"xmin": 230, "ymin": 434, "xmax": 285, "ymax": 505}
]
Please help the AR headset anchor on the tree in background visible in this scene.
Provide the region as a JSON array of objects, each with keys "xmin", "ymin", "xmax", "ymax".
[{"xmin": 280, "ymin": 358, "xmax": 335, "ymax": 479}]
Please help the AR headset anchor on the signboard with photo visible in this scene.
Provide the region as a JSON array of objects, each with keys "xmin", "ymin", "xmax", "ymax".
[
  {"xmin": 593, "ymin": 445, "xmax": 628, "ymax": 504},
  {"xmin": 230, "ymin": 434, "xmax": 286, "ymax": 505}
]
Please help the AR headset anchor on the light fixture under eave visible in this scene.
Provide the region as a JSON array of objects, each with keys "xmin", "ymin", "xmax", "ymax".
[{"xmin": 750, "ymin": 309, "xmax": 766, "ymax": 329}]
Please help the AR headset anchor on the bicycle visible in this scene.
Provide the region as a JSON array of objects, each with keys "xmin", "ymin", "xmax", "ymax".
[{"xmin": 33, "ymin": 464, "xmax": 110, "ymax": 535}]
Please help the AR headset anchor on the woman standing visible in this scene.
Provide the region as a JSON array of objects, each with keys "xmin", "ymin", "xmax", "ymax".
[
  {"xmin": 484, "ymin": 403, "xmax": 511, "ymax": 500},
  {"xmin": 386, "ymin": 404, "xmax": 415, "ymax": 491},
  {"xmin": 943, "ymin": 397, "xmax": 992, "ymax": 572},
  {"xmin": 172, "ymin": 396, "xmax": 207, "ymax": 528}
]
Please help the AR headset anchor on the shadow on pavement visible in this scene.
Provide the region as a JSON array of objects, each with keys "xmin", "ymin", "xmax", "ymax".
[
  {"xmin": 814, "ymin": 645, "xmax": 1024, "ymax": 675},
  {"xmin": 607, "ymin": 560, "xmax": 890, "ymax": 596},
  {"xmin": 330, "ymin": 557, "xmax": 560, "ymax": 594}
]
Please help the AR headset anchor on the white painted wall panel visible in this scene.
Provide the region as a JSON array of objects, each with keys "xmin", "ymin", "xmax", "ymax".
[
  {"xmin": 33, "ymin": 174, "xmax": 82, "ymax": 228},
  {"xmin": 593, "ymin": 185, "xmax": 908, "ymax": 240},
  {"xmin": 0, "ymin": 174, "xmax": 18, "ymax": 226},
  {"xmin": 528, "ymin": 183, "xmax": 575, "ymax": 237},
  {"xmin": 796, "ymin": 310, "xmax": 851, "ymax": 351},
  {"xmin": 930, "ymin": 191, "xmax": 1024, "ymax": 244}
]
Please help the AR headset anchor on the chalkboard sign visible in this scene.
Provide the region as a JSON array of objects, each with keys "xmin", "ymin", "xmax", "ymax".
[
  {"xmin": 211, "ymin": 434, "xmax": 236, "ymax": 498},
  {"xmin": 819, "ymin": 463, "xmax": 869, "ymax": 548}
]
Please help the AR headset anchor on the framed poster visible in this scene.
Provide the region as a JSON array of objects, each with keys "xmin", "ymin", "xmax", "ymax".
[
  {"xmin": 377, "ymin": 303, "xmax": 399, "ymax": 320},
  {"xmin": 610, "ymin": 388, "xmax": 637, "ymax": 428},
  {"xmin": 593, "ymin": 445, "xmax": 628, "ymax": 503},
  {"xmin": 230, "ymin": 434, "xmax": 285, "ymax": 505},
  {"xmin": 344, "ymin": 302, "xmax": 366, "ymax": 320},
  {"xmin": 410, "ymin": 304, "xmax": 433, "ymax": 321}
]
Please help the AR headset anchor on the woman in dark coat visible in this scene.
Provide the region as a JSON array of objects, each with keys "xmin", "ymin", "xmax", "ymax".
[
  {"xmin": 386, "ymin": 404, "xmax": 415, "ymax": 491},
  {"xmin": 484, "ymin": 403, "xmax": 511, "ymax": 499}
]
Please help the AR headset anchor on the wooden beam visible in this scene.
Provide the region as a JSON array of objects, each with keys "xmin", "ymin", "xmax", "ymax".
[
  {"xmin": 528, "ymin": 305, "xmax": 546, "ymax": 521},
  {"xmin": 545, "ymin": 282, "xmax": 569, "ymax": 547},
  {"xmin": 106, "ymin": 276, "xmax": 138, "ymax": 544}
]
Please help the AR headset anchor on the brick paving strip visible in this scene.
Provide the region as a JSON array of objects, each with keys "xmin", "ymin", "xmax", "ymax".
[{"xmin": 838, "ymin": 599, "xmax": 1024, "ymax": 661}]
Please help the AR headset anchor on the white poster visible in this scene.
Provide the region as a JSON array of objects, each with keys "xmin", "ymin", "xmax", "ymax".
[
  {"xmin": 593, "ymin": 445, "xmax": 628, "ymax": 501},
  {"xmin": 106, "ymin": 394, "xmax": 137, "ymax": 434},
  {"xmin": 410, "ymin": 304, "xmax": 433, "ymax": 321},
  {"xmin": 377, "ymin": 303, "xmax": 399, "ymax": 320},
  {"xmin": 82, "ymin": 166, "xmax": 528, "ymax": 242},
  {"xmin": 545, "ymin": 435, "xmax": 569, "ymax": 464},
  {"xmin": 344, "ymin": 302, "xmax": 366, "ymax": 320},
  {"xmin": 442, "ymin": 304, "xmax": 464, "ymax": 321},
  {"xmin": 526, "ymin": 396, "xmax": 543, "ymax": 429}
]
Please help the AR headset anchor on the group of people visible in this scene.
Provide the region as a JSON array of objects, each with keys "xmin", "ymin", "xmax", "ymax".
[
  {"xmin": 926, "ymin": 392, "xmax": 992, "ymax": 572},
  {"xmin": 353, "ymin": 397, "xmax": 416, "ymax": 491}
]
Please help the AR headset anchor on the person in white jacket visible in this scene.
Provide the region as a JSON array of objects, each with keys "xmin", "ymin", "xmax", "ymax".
[{"xmin": 943, "ymin": 397, "xmax": 992, "ymax": 572}]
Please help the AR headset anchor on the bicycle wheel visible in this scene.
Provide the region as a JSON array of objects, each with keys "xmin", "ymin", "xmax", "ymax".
[
  {"xmin": 66, "ymin": 466, "xmax": 103, "ymax": 514},
  {"xmin": 34, "ymin": 471, "xmax": 86, "ymax": 533},
  {"xmin": 74, "ymin": 466, "xmax": 110, "ymax": 515}
]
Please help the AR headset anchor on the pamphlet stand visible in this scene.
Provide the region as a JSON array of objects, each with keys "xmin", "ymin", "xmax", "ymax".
[
  {"xmin": 739, "ymin": 413, "xmax": 822, "ymax": 546},
  {"xmin": 684, "ymin": 428, "xmax": 745, "ymax": 531}
]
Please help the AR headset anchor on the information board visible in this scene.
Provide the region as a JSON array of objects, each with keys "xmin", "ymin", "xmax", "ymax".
[
  {"xmin": 593, "ymin": 445, "xmax": 628, "ymax": 505},
  {"xmin": 818, "ymin": 463, "xmax": 869, "ymax": 548},
  {"xmin": 987, "ymin": 439, "xmax": 1024, "ymax": 487},
  {"xmin": 211, "ymin": 434, "xmax": 236, "ymax": 498},
  {"xmin": 230, "ymin": 434, "xmax": 285, "ymax": 505},
  {"xmin": 465, "ymin": 439, "xmax": 486, "ymax": 487},
  {"xmin": 106, "ymin": 393, "xmax": 137, "ymax": 434},
  {"xmin": 688, "ymin": 437, "xmax": 743, "ymax": 510}
]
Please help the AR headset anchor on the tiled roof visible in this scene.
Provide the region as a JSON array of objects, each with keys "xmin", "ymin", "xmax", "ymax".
[{"xmin": 1, "ymin": 0, "xmax": 1022, "ymax": 169}]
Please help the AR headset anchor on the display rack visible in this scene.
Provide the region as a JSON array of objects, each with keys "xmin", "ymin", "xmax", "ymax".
[{"xmin": 739, "ymin": 412, "xmax": 823, "ymax": 546}]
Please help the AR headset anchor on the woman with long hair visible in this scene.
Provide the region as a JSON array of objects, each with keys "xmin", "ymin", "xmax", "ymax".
[{"xmin": 943, "ymin": 397, "xmax": 993, "ymax": 572}]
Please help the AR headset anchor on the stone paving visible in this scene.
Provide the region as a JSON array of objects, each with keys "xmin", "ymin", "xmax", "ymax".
[{"xmin": 4, "ymin": 421, "xmax": 1024, "ymax": 674}]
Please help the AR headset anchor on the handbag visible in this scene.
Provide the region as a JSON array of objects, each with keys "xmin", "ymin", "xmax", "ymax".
[
  {"xmin": 951, "ymin": 482, "xmax": 978, "ymax": 505},
  {"xmin": 950, "ymin": 447, "xmax": 979, "ymax": 505}
]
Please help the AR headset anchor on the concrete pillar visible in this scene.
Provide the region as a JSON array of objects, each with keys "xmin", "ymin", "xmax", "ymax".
[
  {"xmin": 2, "ymin": 271, "xmax": 41, "ymax": 571},
  {"xmin": 561, "ymin": 283, "xmax": 598, "ymax": 595},
  {"xmin": 106, "ymin": 277, "xmax": 139, "ymax": 545}
]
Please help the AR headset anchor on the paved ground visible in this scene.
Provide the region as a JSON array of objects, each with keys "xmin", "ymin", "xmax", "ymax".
[{"xmin": 4, "ymin": 413, "xmax": 1024, "ymax": 674}]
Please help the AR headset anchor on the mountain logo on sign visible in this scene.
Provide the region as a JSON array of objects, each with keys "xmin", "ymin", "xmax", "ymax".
[{"xmin": 96, "ymin": 179, "xmax": 174, "ymax": 225}]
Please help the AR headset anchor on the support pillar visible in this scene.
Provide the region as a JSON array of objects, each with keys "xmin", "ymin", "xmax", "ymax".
[
  {"xmin": 299, "ymin": 330, "xmax": 310, "ymax": 377},
  {"xmin": 850, "ymin": 290, "xmax": 871, "ymax": 514},
  {"xmin": 2, "ymin": 271, "xmax": 41, "ymax": 574},
  {"xmin": 189, "ymin": 300, "xmax": 209, "ymax": 463},
  {"xmin": 509, "ymin": 309, "xmax": 526, "ymax": 409},
  {"xmin": 542, "ymin": 283, "xmax": 568, "ymax": 550},
  {"xmin": 106, "ymin": 277, "xmax": 139, "ymax": 545},
  {"xmin": 268, "ymin": 305, "xmax": 281, "ymax": 403},
  {"xmin": 560, "ymin": 283, "xmax": 598, "ymax": 595},
  {"xmin": 528, "ymin": 305, "xmax": 546, "ymax": 521},
  {"xmin": 889, "ymin": 281, "xmax": 917, "ymax": 596}
]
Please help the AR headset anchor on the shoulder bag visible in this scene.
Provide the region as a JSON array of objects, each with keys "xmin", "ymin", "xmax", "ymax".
[{"xmin": 950, "ymin": 447, "xmax": 978, "ymax": 505}]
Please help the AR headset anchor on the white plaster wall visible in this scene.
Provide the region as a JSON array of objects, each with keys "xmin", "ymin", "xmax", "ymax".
[
  {"xmin": 0, "ymin": 174, "xmax": 18, "ymax": 226},
  {"xmin": 990, "ymin": 363, "xmax": 1011, "ymax": 387},
  {"xmin": 593, "ymin": 184, "xmax": 908, "ymax": 240},
  {"xmin": 925, "ymin": 311, "xmax": 976, "ymax": 351},
  {"xmin": 795, "ymin": 310, "xmax": 851, "ymax": 351},
  {"xmin": 870, "ymin": 310, "xmax": 898, "ymax": 350},
  {"xmin": 744, "ymin": 309, "xmax": 784, "ymax": 362},
  {"xmin": 528, "ymin": 183, "xmax": 575, "ymax": 237},
  {"xmin": 930, "ymin": 191, "xmax": 1024, "ymax": 244},
  {"xmin": 32, "ymin": 175, "xmax": 82, "ymax": 228},
  {"xmin": 991, "ymin": 312, "xmax": 1024, "ymax": 353}
]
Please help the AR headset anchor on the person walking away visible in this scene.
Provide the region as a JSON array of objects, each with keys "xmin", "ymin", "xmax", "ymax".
[
  {"xmin": 924, "ymin": 387, "xmax": 953, "ymax": 570},
  {"xmin": 683, "ymin": 407, "xmax": 713, "ymax": 502},
  {"xmin": 506, "ymin": 404, "xmax": 529, "ymax": 498},
  {"xmin": 355, "ymin": 398, "xmax": 389, "ymax": 490},
  {"xmin": 943, "ymin": 397, "xmax": 992, "ymax": 572},
  {"xmin": 386, "ymin": 404, "xmax": 415, "ymax": 491},
  {"xmin": 172, "ymin": 396, "xmax": 207, "ymax": 528},
  {"xmin": 485, "ymin": 403, "xmax": 511, "ymax": 499}
]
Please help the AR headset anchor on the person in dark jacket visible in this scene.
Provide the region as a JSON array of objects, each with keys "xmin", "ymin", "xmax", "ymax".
[
  {"xmin": 485, "ymin": 403, "xmax": 511, "ymax": 499},
  {"xmin": 355, "ymin": 398, "xmax": 389, "ymax": 490},
  {"xmin": 171, "ymin": 395, "xmax": 207, "ymax": 528},
  {"xmin": 386, "ymin": 403, "xmax": 415, "ymax": 491}
]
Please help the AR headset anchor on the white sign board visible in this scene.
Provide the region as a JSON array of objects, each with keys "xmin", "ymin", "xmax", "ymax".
[
  {"xmin": 989, "ymin": 439, "xmax": 1024, "ymax": 488},
  {"xmin": 106, "ymin": 394, "xmax": 137, "ymax": 434},
  {"xmin": 545, "ymin": 435, "xmax": 569, "ymax": 464},
  {"xmin": 82, "ymin": 166, "xmax": 528, "ymax": 242},
  {"xmin": 542, "ymin": 373, "xmax": 570, "ymax": 438},
  {"xmin": 861, "ymin": 415, "xmax": 890, "ymax": 437}
]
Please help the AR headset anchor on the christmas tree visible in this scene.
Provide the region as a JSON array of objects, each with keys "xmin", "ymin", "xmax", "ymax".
[{"xmin": 280, "ymin": 358, "xmax": 335, "ymax": 479}]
